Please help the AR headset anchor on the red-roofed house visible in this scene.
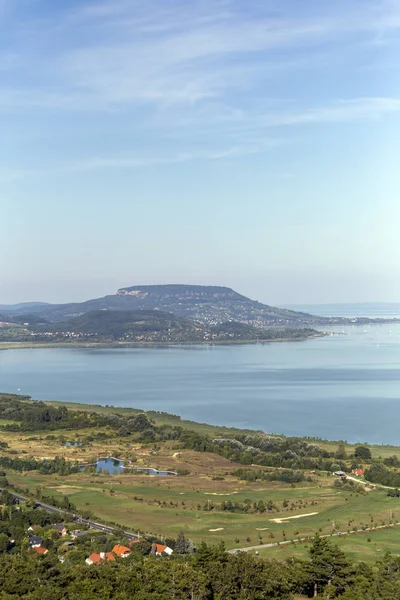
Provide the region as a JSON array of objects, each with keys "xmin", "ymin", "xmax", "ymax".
[
  {"xmin": 112, "ymin": 544, "xmax": 131, "ymax": 558},
  {"xmin": 152, "ymin": 543, "xmax": 173, "ymax": 556},
  {"xmin": 352, "ymin": 469, "xmax": 364, "ymax": 477},
  {"xmin": 27, "ymin": 546, "xmax": 48, "ymax": 555},
  {"xmin": 130, "ymin": 539, "xmax": 141, "ymax": 546},
  {"xmin": 85, "ymin": 552, "xmax": 116, "ymax": 565}
]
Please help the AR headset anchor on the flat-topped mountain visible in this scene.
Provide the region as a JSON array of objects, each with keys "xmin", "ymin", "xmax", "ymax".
[
  {"xmin": 116, "ymin": 284, "xmax": 311, "ymax": 325},
  {"xmin": 2, "ymin": 284, "xmax": 396, "ymax": 328},
  {"xmin": 2, "ymin": 284, "xmax": 315, "ymax": 326}
]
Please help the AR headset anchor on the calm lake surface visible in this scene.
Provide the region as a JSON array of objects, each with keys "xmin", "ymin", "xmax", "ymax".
[{"xmin": 1, "ymin": 322, "xmax": 400, "ymax": 444}]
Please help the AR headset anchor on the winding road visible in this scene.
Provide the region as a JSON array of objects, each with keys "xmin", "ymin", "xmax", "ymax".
[{"xmin": 0, "ymin": 488, "xmax": 139, "ymax": 541}]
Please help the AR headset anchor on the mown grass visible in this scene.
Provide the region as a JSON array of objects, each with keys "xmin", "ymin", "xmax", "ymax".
[
  {"xmin": 7, "ymin": 467, "xmax": 400, "ymax": 551},
  {"xmin": 256, "ymin": 526, "xmax": 400, "ymax": 563}
]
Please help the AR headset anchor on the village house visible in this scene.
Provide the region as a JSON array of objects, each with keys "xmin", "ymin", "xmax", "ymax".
[
  {"xmin": 85, "ymin": 552, "xmax": 116, "ymax": 565},
  {"xmin": 28, "ymin": 535, "xmax": 42, "ymax": 548},
  {"xmin": 151, "ymin": 543, "xmax": 173, "ymax": 556},
  {"xmin": 333, "ymin": 471, "xmax": 347, "ymax": 478},
  {"xmin": 112, "ymin": 544, "xmax": 131, "ymax": 558},
  {"xmin": 28, "ymin": 546, "xmax": 48, "ymax": 555},
  {"xmin": 71, "ymin": 530, "xmax": 89, "ymax": 540},
  {"xmin": 352, "ymin": 468, "xmax": 364, "ymax": 477},
  {"xmin": 52, "ymin": 524, "xmax": 68, "ymax": 536}
]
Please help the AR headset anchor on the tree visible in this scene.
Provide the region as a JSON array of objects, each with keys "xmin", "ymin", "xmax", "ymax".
[
  {"xmin": 175, "ymin": 530, "xmax": 190, "ymax": 554},
  {"xmin": 355, "ymin": 446, "xmax": 372, "ymax": 460},
  {"xmin": 128, "ymin": 413, "xmax": 153, "ymax": 433},
  {"xmin": 307, "ymin": 535, "xmax": 352, "ymax": 597},
  {"xmin": 0, "ymin": 490, "xmax": 14, "ymax": 506},
  {"xmin": 335, "ymin": 443, "xmax": 347, "ymax": 460},
  {"xmin": 0, "ymin": 533, "xmax": 9, "ymax": 553}
]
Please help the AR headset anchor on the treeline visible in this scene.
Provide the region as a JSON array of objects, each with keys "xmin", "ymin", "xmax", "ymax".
[
  {"xmin": 365, "ymin": 463, "xmax": 400, "ymax": 488},
  {"xmin": 180, "ymin": 430, "xmax": 347, "ymax": 472},
  {"xmin": 232, "ymin": 468, "xmax": 307, "ymax": 484},
  {"xmin": 203, "ymin": 499, "xmax": 278, "ymax": 513},
  {"xmin": 0, "ymin": 395, "xmax": 113, "ymax": 432},
  {"xmin": 0, "ymin": 456, "xmax": 81, "ymax": 476}
]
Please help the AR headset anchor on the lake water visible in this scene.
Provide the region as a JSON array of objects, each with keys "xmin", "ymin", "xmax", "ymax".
[
  {"xmin": 284, "ymin": 302, "xmax": 400, "ymax": 320},
  {"xmin": 1, "ymin": 321, "xmax": 400, "ymax": 444},
  {"xmin": 96, "ymin": 458, "xmax": 124, "ymax": 475}
]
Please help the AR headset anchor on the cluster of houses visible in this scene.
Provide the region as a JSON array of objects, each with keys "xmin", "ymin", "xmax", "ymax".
[
  {"xmin": 27, "ymin": 523, "xmax": 173, "ymax": 563},
  {"xmin": 86, "ymin": 542, "xmax": 173, "ymax": 565},
  {"xmin": 27, "ymin": 523, "xmax": 70, "ymax": 555}
]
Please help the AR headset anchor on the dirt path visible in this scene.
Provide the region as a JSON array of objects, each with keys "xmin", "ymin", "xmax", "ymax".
[{"xmin": 346, "ymin": 475, "xmax": 394, "ymax": 490}]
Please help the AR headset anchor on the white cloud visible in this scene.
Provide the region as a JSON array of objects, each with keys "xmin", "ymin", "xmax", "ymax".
[
  {"xmin": 1, "ymin": 0, "xmax": 400, "ymax": 175},
  {"xmin": 2, "ymin": 1, "xmax": 400, "ymax": 114}
]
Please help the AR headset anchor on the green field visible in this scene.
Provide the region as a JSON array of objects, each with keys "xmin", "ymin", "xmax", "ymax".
[
  {"xmin": 3, "ymin": 394, "xmax": 400, "ymax": 561},
  {"xmin": 256, "ymin": 526, "xmax": 400, "ymax": 563},
  {"xmin": 7, "ymin": 469, "xmax": 400, "ymax": 552}
]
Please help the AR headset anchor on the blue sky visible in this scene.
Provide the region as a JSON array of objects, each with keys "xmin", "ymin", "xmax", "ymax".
[{"xmin": 1, "ymin": 0, "xmax": 400, "ymax": 304}]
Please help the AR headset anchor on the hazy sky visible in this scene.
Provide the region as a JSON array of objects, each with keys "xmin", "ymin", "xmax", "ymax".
[{"xmin": 1, "ymin": 0, "xmax": 400, "ymax": 305}]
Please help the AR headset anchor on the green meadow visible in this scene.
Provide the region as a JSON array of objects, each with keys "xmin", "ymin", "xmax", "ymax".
[{"xmin": 7, "ymin": 469, "xmax": 400, "ymax": 551}]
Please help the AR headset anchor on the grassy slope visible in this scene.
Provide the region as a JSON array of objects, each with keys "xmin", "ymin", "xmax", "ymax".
[
  {"xmin": 2, "ymin": 398, "xmax": 400, "ymax": 557},
  {"xmin": 7, "ymin": 467, "xmax": 400, "ymax": 550},
  {"xmin": 256, "ymin": 526, "xmax": 400, "ymax": 563}
]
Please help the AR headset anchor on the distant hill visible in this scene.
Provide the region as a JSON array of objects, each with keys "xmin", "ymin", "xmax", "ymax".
[
  {"xmin": 3, "ymin": 314, "xmax": 49, "ymax": 326},
  {"xmin": 2, "ymin": 285, "xmax": 396, "ymax": 328},
  {"xmin": 43, "ymin": 309, "xmax": 197, "ymax": 339},
  {"xmin": 21, "ymin": 309, "xmax": 319, "ymax": 344},
  {"xmin": 0, "ymin": 302, "xmax": 49, "ymax": 313},
  {"xmin": 6, "ymin": 284, "xmax": 317, "ymax": 327}
]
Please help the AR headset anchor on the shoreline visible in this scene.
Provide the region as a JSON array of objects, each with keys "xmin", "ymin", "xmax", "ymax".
[{"xmin": 0, "ymin": 332, "xmax": 326, "ymax": 351}]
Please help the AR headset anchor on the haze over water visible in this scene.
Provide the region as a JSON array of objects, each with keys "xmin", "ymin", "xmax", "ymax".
[{"xmin": 1, "ymin": 317, "xmax": 400, "ymax": 445}]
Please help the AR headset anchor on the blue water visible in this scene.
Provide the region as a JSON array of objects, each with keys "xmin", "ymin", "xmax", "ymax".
[
  {"xmin": 283, "ymin": 303, "xmax": 400, "ymax": 319},
  {"xmin": 96, "ymin": 458, "xmax": 124, "ymax": 475},
  {"xmin": 1, "ymin": 322, "xmax": 400, "ymax": 444}
]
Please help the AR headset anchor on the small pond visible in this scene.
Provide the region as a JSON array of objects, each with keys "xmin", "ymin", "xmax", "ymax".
[
  {"xmin": 81, "ymin": 459, "xmax": 178, "ymax": 476},
  {"xmin": 96, "ymin": 458, "xmax": 124, "ymax": 475}
]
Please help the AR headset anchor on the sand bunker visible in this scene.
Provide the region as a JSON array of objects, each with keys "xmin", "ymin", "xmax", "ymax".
[
  {"xmin": 204, "ymin": 492, "xmax": 239, "ymax": 496},
  {"xmin": 209, "ymin": 528, "xmax": 224, "ymax": 532},
  {"xmin": 270, "ymin": 512, "xmax": 318, "ymax": 524},
  {"xmin": 256, "ymin": 527, "xmax": 269, "ymax": 531}
]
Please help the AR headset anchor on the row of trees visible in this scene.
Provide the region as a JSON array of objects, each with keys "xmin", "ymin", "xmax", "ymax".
[
  {"xmin": 0, "ymin": 455, "xmax": 81, "ymax": 475},
  {"xmin": 365, "ymin": 463, "xmax": 400, "ymax": 488},
  {"xmin": 232, "ymin": 468, "xmax": 306, "ymax": 484}
]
